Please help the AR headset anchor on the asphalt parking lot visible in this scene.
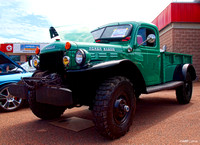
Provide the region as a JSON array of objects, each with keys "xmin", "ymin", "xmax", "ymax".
[{"xmin": 0, "ymin": 82, "xmax": 200, "ymax": 144}]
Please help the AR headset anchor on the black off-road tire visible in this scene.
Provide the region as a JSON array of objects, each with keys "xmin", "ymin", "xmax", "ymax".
[
  {"xmin": 93, "ymin": 76, "xmax": 136, "ymax": 139},
  {"xmin": 28, "ymin": 91, "xmax": 66, "ymax": 120},
  {"xmin": 176, "ymin": 73, "xmax": 193, "ymax": 104},
  {"xmin": 28, "ymin": 71, "xmax": 66, "ymax": 120}
]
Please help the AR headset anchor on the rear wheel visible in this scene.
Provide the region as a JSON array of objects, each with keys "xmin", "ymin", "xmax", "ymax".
[
  {"xmin": 176, "ymin": 73, "xmax": 193, "ymax": 104},
  {"xmin": 0, "ymin": 84, "xmax": 25, "ymax": 112},
  {"xmin": 28, "ymin": 71, "xmax": 66, "ymax": 120},
  {"xmin": 93, "ymin": 76, "xmax": 136, "ymax": 139}
]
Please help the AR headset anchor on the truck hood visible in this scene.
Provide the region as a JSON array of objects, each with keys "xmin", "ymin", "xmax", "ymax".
[
  {"xmin": 39, "ymin": 40, "xmax": 129, "ymax": 71},
  {"xmin": 74, "ymin": 42, "xmax": 123, "ymax": 52},
  {"xmin": 73, "ymin": 42, "xmax": 126, "ymax": 67},
  {"xmin": 41, "ymin": 41, "xmax": 67, "ymax": 54},
  {"xmin": 41, "ymin": 41, "xmax": 124, "ymax": 54}
]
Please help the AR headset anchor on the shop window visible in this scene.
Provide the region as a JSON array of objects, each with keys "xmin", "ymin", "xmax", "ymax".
[
  {"xmin": 26, "ymin": 55, "xmax": 32, "ymax": 62},
  {"xmin": 9, "ymin": 55, "xmax": 20, "ymax": 64}
]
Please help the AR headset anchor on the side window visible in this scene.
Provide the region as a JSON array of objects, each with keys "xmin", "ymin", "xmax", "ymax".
[{"xmin": 137, "ymin": 28, "xmax": 156, "ymax": 47}]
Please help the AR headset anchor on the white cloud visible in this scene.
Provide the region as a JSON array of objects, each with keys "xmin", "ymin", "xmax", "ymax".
[
  {"xmin": 0, "ymin": 0, "xmax": 51, "ymax": 42},
  {"xmin": 0, "ymin": 0, "xmax": 174, "ymax": 43},
  {"xmin": 0, "ymin": 36, "xmax": 24, "ymax": 43},
  {"xmin": 27, "ymin": 0, "xmax": 172, "ymax": 26}
]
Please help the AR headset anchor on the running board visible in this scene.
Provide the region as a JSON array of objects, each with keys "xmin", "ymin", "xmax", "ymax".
[{"xmin": 146, "ymin": 81, "xmax": 184, "ymax": 94}]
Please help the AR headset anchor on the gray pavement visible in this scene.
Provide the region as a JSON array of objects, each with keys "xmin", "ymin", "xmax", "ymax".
[{"xmin": 0, "ymin": 82, "xmax": 200, "ymax": 144}]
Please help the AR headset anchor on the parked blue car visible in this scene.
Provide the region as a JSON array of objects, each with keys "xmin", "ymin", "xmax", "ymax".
[{"xmin": 0, "ymin": 51, "xmax": 33, "ymax": 112}]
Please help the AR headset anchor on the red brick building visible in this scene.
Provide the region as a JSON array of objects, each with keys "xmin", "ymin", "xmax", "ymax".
[{"xmin": 152, "ymin": 2, "xmax": 200, "ymax": 79}]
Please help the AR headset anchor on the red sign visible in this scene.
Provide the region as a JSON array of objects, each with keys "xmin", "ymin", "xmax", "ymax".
[
  {"xmin": 152, "ymin": 3, "xmax": 200, "ymax": 31},
  {"xmin": 0, "ymin": 44, "xmax": 13, "ymax": 52}
]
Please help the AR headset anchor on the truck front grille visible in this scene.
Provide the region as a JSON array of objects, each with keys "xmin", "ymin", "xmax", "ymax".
[{"xmin": 40, "ymin": 51, "xmax": 64, "ymax": 73}]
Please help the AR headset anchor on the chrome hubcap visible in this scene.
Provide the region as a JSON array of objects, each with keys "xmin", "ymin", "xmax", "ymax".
[{"xmin": 0, "ymin": 87, "xmax": 22, "ymax": 111}]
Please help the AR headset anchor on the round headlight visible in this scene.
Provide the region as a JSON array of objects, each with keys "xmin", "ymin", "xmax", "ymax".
[
  {"xmin": 75, "ymin": 49, "xmax": 86, "ymax": 65},
  {"xmin": 63, "ymin": 56, "xmax": 70, "ymax": 66},
  {"xmin": 32, "ymin": 57, "xmax": 39, "ymax": 68}
]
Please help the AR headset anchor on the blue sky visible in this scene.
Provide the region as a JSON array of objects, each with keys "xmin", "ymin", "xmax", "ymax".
[
  {"xmin": 0, "ymin": 0, "xmax": 51, "ymax": 42},
  {"xmin": 0, "ymin": 0, "xmax": 196, "ymax": 43}
]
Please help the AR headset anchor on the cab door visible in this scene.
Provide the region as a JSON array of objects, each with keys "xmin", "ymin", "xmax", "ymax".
[{"xmin": 135, "ymin": 26, "xmax": 161, "ymax": 86}]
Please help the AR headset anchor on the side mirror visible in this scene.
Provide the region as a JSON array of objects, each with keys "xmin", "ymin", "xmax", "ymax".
[
  {"xmin": 138, "ymin": 34, "xmax": 156, "ymax": 46},
  {"xmin": 160, "ymin": 45, "xmax": 167, "ymax": 52},
  {"xmin": 49, "ymin": 26, "xmax": 59, "ymax": 39},
  {"xmin": 147, "ymin": 34, "xmax": 156, "ymax": 43}
]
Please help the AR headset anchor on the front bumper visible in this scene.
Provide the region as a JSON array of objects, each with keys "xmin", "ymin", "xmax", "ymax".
[{"xmin": 9, "ymin": 78, "xmax": 73, "ymax": 107}]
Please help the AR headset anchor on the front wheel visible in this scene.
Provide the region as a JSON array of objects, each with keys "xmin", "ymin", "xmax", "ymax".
[
  {"xmin": 176, "ymin": 73, "xmax": 193, "ymax": 104},
  {"xmin": 28, "ymin": 91, "xmax": 66, "ymax": 120},
  {"xmin": 92, "ymin": 76, "xmax": 136, "ymax": 139},
  {"xmin": 28, "ymin": 71, "xmax": 66, "ymax": 120}
]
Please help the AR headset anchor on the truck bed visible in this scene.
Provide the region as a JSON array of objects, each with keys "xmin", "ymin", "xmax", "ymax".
[{"xmin": 161, "ymin": 51, "xmax": 192, "ymax": 83}]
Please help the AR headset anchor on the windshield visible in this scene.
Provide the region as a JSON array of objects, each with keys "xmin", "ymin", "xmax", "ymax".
[
  {"xmin": 55, "ymin": 25, "xmax": 94, "ymax": 43},
  {"xmin": 91, "ymin": 24, "xmax": 132, "ymax": 40},
  {"xmin": 0, "ymin": 63, "xmax": 24, "ymax": 74}
]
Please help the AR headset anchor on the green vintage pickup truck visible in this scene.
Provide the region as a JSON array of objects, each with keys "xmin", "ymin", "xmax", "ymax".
[{"xmin": 10, "ymin": 21, "xmax": 196, "ymax": 139}]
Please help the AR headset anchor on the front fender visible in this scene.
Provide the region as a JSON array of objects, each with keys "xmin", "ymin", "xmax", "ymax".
[
  {"xmin": 68, "ymin": 59, "xmax": 125, "ymax": 72},
  {"xmin": 68, "ymin": 59, "xmax": 147, "ymax": 93}
]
